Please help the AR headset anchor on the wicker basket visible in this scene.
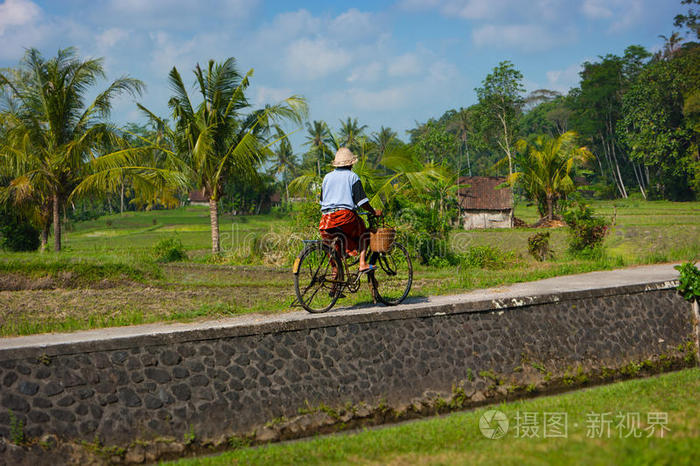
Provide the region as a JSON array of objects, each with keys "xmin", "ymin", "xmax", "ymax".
[{"xmin": 370, "ymin": 227, "xmax": 396, "ymax": 253}]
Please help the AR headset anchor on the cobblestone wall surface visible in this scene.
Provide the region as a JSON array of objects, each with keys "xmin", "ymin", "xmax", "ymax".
[{"xmin": 0, "ymin": 285, "xmax": 695, "ymax": 448}]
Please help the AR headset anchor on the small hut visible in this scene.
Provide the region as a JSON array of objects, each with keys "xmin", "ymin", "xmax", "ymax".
[
  {"xmin": 187, "ymin": 188, "xmax": 209, "ymax": 206},
  {"xmin": 457, "ymin": 176, "xmax": 513, "ymax": 229}
]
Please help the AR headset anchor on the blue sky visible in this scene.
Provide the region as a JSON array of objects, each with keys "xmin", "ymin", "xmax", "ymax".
[{"xmin": 0, "ymin": 0, "xmax": 689, "ymax": 151}]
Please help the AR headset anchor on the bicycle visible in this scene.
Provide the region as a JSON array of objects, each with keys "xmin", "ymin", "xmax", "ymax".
[{"xmin": 292, "ymin": 212, "xmax": 413, "ymax": 313}]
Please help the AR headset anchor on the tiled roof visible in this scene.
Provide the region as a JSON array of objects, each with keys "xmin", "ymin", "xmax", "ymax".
[{"xmin": 457, "ymin": 176, "xmax": 513, "ymax": 210}]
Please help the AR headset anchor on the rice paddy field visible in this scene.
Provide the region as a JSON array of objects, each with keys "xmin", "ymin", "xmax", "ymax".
[{"xmin": 0, "ymin": 199, "xmax": 698, "ymax": 337}]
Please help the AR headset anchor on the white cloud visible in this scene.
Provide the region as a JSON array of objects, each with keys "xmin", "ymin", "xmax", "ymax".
[
  {"xmin": 580, "ymin": 0, "xmax": 648, "ymax": 32},
  {"xmin": 388, "ymin": 53, "xmax": 421, "ymax": 76},
  {"xmin": 472, "ymin": 24, "xmax": 561, "ymax": 52},
  {"xmin": 398, "ymin": 0, "xmax": 508, "ymax": 20},
  {"xmin": 347, "ymin": 62, "xmax": 383, "ymax": 83},
  {"xmin": 0, "ymin": 0, "xmax": 40, "ymax": 34},
  {"xmin": 330, "ymin": 8, "xmax": 378, "ymax": 41},
  {"xmin": 257, "ymin": 9, "xmax": 321, "ymax": 45},
  {"xmin": 102, "ymin": 0, "xmax": 258, "ymax": 30},
  {"xmin": 254, "ymin": 86, "xmax": 294, "ymax": 106},
  {"xmin": 545, "ymin": 62, "xmax": 582, "ymax": 92},
  {"xmin": 97, "ymin": 28, "xmax": 129, "ymax": 49},
  {"xmin": 328, "ymin": 85, "xmax": 412, "ymax": 111},
  {"xmin": 581, "ymin": 0, "xmax": 612, "ymax": 19},
  {"xmin": 284, "ymin": 38, "xmax": 352, "ymax": 79},
  {"xmin": 427, "ymin": 60, "xmax": 458, "ymax": 82}
]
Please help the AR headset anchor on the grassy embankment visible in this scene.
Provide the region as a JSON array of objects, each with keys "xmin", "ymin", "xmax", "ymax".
[
  {"xmin": 0, "ymin": 200, "xmax": 698, "ymax": 336},
  {"xmin": 166, "ymin": 367, "xmax": 700, "ymax": 465}
]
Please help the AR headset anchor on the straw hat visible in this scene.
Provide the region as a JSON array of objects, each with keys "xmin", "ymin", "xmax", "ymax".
[{"xmin": 332, "ymin": 147, "xmax": 358, "ymax": 167}]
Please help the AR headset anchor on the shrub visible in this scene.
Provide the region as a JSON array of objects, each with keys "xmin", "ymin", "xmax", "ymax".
[
  {"xmin": 293, "ymin": 201, "xmax": 321, "ymax": 230},
  {"xmin": 458, "ymin": 245, "xmax": 518, "ymax": 269},
  {"xmin": 528, "ymin": 231, "xmax": 552, "ymax": 261},
  {"xmin": 675, "ymin": 261, "xmax": 700, "ymax": 303},
  {"xmin": 563, "ymin": 202, "xmax": 610, "ymax": 257},
  {"xmin": 0, "ymin": 209, "xmax": 40, "ymax": 252},
  {"xmin": 152, "ymin": 237, "xmax": 187, "ymax": 262},
  {"xmin": 393, "ymin": 202, "xmax": 456, "ymax": 266}
]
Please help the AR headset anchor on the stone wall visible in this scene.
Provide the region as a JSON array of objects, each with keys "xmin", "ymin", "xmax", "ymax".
[{"xmin": 0, "ymin": 279, "xmax": 697, "ymax": 462}]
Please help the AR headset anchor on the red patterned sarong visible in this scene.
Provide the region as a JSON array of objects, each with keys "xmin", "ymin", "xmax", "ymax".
[{"xmin": 319, "ymin": 209, "xmax": 368, "ymax": 256}]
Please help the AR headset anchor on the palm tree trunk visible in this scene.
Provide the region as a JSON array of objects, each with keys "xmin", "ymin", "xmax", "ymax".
[
  {"xmin": 40, "ymin": 223, "xmax": 49, "ymax": 252},
  {"xmin": 209, "ymin": 197, "xmax": 220, "ymax": 254},
  {"xmin": 53, "ymin": 192, "xmax": 61, "ymax": 252},
  {"xmin": 546, "ymin": 195, "xmax": 553, "ymax": 221},
  {"xmin": 120, "ymin": 180, "xmax": 125, "ymax": 214}
]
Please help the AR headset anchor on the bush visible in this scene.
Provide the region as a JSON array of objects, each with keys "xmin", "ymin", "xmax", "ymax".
[
  {"xmin": 393, "ymin": 202, "xmax": 456, "ymax": 266},
  {"xmin": 152, "ymin": 237, "xmax": 187, "ymax": 262},
  {"xmin": 563, "ymin": 202, "xmax": 610, "ymax": 257},
  {"xmin": 0, "ymin": 209, "xmax": 40, "ymax": 252},
  {"xmin": 293, "ymin": 201, "xmax": 321, "ymax": 230},
  {"xmin": 458, "ymin": 245, "xmax": 518, "ymax": 270},
  {"xmin": 675, "ymin": 261, "xmax": 700, "ymax": 303},
  {"xmin": 528, "ymin": 231, "xmax": 552, "ymax": 261}
]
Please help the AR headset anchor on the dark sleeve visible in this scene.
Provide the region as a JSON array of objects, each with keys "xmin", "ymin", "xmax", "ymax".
[{"xmin": 352, "ymin": 180, "xmax": 369, "ymax": 206}]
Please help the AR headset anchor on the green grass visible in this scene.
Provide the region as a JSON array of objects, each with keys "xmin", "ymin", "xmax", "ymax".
[
  {"xmin": 165, "ymin": 368, "xmax": 700, "ymax": 465},
  {"xmin": 1, "ymin": 200, "xmax": 699, "ymax": 337}
]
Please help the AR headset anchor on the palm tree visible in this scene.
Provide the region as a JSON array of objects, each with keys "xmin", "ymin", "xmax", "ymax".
[
  {"xmin": 271, "ymin": 126, "xmax": 298, "ymax": 203},
  {"xmin": 369, "ymin": 126, "xmax": 398, "ymax": 169},
  {"xmin": 657, "ymin": 32, "xmax": 683, "ymax": 60},
  {"xmin": 304, "ymin": 120, "xmax": 330, "ymax": 177},
  {"xmin": 139, "ymin": 58, "xmax": 307, "ymax": 253},
  {"xmin": 339, "ymin": 117, "xmax": 367, "ymax": 153},
  {"xmin": 510, "ymin": 131, "xmax": 593, "ymax": 221},
  {"xmin": 0, "ymin": 47, "xmax": 145, "ymax": 251}
]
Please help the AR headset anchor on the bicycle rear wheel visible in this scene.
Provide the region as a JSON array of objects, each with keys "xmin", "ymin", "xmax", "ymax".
[
  {"xmin": 294, "ymin": 242, "xmax": 344, "ymax": 313},
  {"xmin": 371, "ymin": 242, "xmax": 412, "ymax": 305}
]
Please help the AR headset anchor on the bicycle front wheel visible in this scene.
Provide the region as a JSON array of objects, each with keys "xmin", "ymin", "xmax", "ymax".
[
  {"xmin": 294, "ymin": 242, "xmax": 344, "ymax": 313},
  {"xmin": 372, "ymin": 242, "xmax": 412, "ymax": 305}
]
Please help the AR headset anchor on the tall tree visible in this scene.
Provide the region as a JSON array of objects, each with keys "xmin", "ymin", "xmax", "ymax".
[
  {"xmin": 447, "ymin": 108, "xmax": 477, "ymax": 176},
  {"xmin": 619, "ymin": 43, "xmax": 700, "ymax": 199},
  {"xmin": 475, "ymin": 61, "xmax": 525, "ymax": 177},
  {"xmin": 139, "ymin": 58, "xmax": 307, "ymax": 253},
  {"xmin": 0, "ymin": 47, "xmax": 144, "ymax": 251},
  {"xmin": 569, "ymin": 46, "xmax": 651, "ymax": 198},
  {"xmin": 674, "ymin": 0, "xmax": 700, "ymax": 39}
]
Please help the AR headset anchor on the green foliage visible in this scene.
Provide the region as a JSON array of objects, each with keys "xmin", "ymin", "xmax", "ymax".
[
  {"xmin": 474, "ymin": 60, "xmax": 525, "ymax": 174},
  {"xmin": 619, "ymin": 44, "xmax": 700, "ymax": 200},
  {"xmin": 675, "ymin": 261, "xmax": 700, "ymax": 302},
  {"xmin": 293, "ymin": 201, "xmax": 322, "ymax": 230},
  {"xmin": 458, "ymin": 245, "xmax": 518, "ymax": 269},
  {"xmin": 0, "ymin": 256, "xmax": 163, "ymax": 283},
  {"xmin": 183, "ymin": 425, "xmax": 196, "ymax": 445},
  {"xmin": 0, "ymin": 208, "xmax": 40, "ymax": 251},
  {"xmin": 9, "ymin": 410, "xmax": 25, "ymax": 445},
  {"xmin": 152, "ymin": 237, "xmax": 187, "ymax": 262},
  {"xmin": 527, "ymin": 231, "xmax": 552, "ymax": 261},
  {"xmin": 510, "ymin": 131, "xmax": 592, "ymax": 219},
  {"xmin": 563, "ymin": 202, "xmax": 610, "ymax": 257},
  {"xmin": 139, "ymin": 57, "xmax": 307, "ymax": 252},
  {"xmin": 394, "ymin": 201, "xmax": 456, "ymax": 266},
  {"xmin": 0, "ymin": 47, "xmax": 147, "ymax": 251}
]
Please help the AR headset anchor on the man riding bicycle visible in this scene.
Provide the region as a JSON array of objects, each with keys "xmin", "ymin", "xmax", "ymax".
[{"xmin": 319, "ymin": 147, "xmax": 381, "ymax": 273}]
